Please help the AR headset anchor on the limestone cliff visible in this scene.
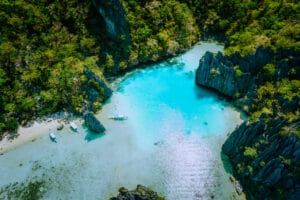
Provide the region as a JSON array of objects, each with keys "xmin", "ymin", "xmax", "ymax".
[
  {"xmin": 223, "ymin": 118, "xmax": 300, "ymax": 199},
  {"xmin": 196, "ymin": 47, "xmax": 300, "ymax": 199},
  {"xmin": 195, "ymin": 51, "xmax": 254, "ymax": 98},
  {"xmin": 92, "ymin": 0, "xmax": 130, "ymax": 43},
  {"xmin": 196, "ymin": 47, "xmax": 300, "ymax": 113}
]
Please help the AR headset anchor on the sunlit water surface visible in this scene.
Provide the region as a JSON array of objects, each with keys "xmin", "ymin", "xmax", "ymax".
[{"xmin": 0, "ymin": 42, "xmax": 244, "ymax": 199}]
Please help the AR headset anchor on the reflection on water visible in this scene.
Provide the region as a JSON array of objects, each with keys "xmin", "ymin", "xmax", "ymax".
[{"xmin": 0, "ymin": 42, "xmax": 244, "ymax": 199}]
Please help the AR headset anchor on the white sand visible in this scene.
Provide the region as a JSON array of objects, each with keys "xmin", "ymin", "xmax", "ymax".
[{"xmin": 0, "ymin": 119, "xmax": 80, "ymax": 154}]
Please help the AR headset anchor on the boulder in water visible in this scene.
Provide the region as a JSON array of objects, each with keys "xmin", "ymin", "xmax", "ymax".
[
  {"xmin": 109, "ymin": 185, "xmax": 165, "ymax": 200},
  {"xmin": 84, "ymin": 113, "xmax": 105, "ymax": 133}
]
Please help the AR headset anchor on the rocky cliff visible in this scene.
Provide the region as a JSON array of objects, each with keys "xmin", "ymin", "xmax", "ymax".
[
  {"xmin": 92, "ymin": 0, "xmax": 130, "ymax": 43},
  {"xmin": 196, "ymin": 47, "xmax": 300, "ymax": 199},
  {"xmin": 196, "ymin": 47, "xmax": 300, "ymax": 113},
  {"xmin": 223, "ymin": 118, "xmax": 300, "ymax": 199},
  {"xmin": 195, "ymin": 51, "xmax": 254, "ymax": 98}
]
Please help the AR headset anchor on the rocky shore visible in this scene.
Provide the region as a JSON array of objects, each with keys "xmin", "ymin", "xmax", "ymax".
[{"xmin": 196, "ymin": 47, "xmax": 300, "ymax": 199}]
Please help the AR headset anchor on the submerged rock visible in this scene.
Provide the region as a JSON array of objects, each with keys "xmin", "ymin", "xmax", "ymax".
[
  {"xmin": 83, "ymin": 113, "xmax": 105, "ymax": 133},
  {"xmin": 109, "ymin": 185, "xmax": 165, "ymax": 200}
]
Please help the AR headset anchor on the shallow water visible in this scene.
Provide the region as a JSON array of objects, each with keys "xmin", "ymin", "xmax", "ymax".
[{"xmin": 0, "ymin": 42, "xmax": 244, "ymax": 199}]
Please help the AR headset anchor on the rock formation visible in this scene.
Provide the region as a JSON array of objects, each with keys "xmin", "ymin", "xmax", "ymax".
[
  {"xmin": 196, "ymin": 47, "xmax": 300, "ymax": 199},
  {"xmin": 109, "ymin": 185, "xmax": 165, "ymax": 200},
  {"xmin": 196, "ymin": 51, "xmax": 254, "ymax": 98},
  {"xmin": 84, "ymin": 113, "xmax": 105, "ymax": 133},
  {"xmin": 91, "ymin": 0, "xmax": 130, "ymax": 43},
  {"xmin": 84, "ymin": 69, "xmax": 112, "ymax": 112},
  {"xmin": 223, "ymin": 118, "xmax": 300, "ymax": 199}
]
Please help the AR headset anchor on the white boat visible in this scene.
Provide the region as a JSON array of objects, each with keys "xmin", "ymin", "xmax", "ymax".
[
  {"xmin": 108, "ymin": 114, "xmax": 128, "ymax": 121},
  {"xmin": 49, "ymin": 132, "xmax": 57, "ymax": 142},
  {"xmin": 70, "ymin": 122, "xmax": 78, "ymax": 131}
]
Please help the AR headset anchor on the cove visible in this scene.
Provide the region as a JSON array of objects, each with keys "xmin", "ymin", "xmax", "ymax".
[{"xmin": 0, "ymin": 42, "xmax": 244, "ymax": 199}]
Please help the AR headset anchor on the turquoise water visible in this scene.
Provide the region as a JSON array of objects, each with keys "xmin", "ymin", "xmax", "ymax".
[{"xmin": 0, "ymin": 42, "xmax": 244, "ymax": 199}]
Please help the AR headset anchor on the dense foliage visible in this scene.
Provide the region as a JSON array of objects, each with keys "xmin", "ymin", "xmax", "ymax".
[
  {"xmin": 0, "ymin": 0, "xmax": 299, "ymax": 144},
  {"xmin": 0, "ymin": 0, "xmax": 200, "ymax": 138},
  {"xmin": 122, "ymin": 0, "xmax": 199, "ymax": 66},
  {"xmin": 0, "ymin": 0, "xmax": 299, "ymax": 199},
  {"xmin": 180, "ymin": 0, "xmax": 300, "ymax": 128},
  {"xmin": 0, "ymin": 0, "xmax": 109, "ymax": 136},
  {"xmin": 181, "ymin": 0, "xmax": 300, "ymax": 55}
]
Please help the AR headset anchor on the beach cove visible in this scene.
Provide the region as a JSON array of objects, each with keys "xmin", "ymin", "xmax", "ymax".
[{"xmin": 0, "ymin": 42, "xmax": 245, "ymax": 199}]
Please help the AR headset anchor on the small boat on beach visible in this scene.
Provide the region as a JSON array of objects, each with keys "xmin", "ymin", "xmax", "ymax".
[
  {"xmin": 108, "ymin": 114, "xmax": 128, "ymax": 121},
  {"xmin": 49, "ymin": 132, "xmax": 57, "ymax": 142},
  {"xmin": 70, "ymin": 122, "xmax": 78, "ymax": 131}
]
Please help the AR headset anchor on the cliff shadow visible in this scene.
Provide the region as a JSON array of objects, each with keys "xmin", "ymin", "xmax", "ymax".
[{"xmin": 82, "ymin": 124, "xmax": 105, "ymax": 142}]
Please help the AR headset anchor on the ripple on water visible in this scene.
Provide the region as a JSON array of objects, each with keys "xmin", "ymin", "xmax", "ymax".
[{"xmin": 0, "ymin": 42, "xmax": 244, "ymax": 200}]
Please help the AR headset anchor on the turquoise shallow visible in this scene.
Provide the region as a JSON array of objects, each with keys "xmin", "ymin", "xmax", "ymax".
[{"xmin": 0, "ymin": 42, "xmax": 245, "ymax": 199}]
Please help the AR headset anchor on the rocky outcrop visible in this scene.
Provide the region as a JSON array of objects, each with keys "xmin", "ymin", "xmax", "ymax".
[
  {"xmin": 196, "ymin": 47, "xmax": 300, "ymax": 109},
  {"xmin": 83, "ymin": 69, "xmax": 112, "ymax": 112},
  {"xmin": 92, "ymin": 0, "xmax": 130, "ymax": 43},
  {"xmin": 83, "ymin": 113, "xmax": 105, "ymax": 133},
  {"xmin": 196, "ymin": 51, "xmax": 254, "ymax": 97},
  {"xmin": 223, "ymin": 117, "xmax": 300, "ymax": 199},
  {"xmin": 109, "ymin": 185, "xmax": 165, "ymax": 200},
  {"xmin": 196, "ymin": 47, "xmax": 300, "ymax": 199}
]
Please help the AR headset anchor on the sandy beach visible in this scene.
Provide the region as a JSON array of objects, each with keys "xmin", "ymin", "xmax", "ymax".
[
  {"xmin": 0, "ymin": 120, "xmax": 60, "ymax": 154},
  {"xmin": 0, "ymin": 118, "xmax": 83, "ymax": 154}
]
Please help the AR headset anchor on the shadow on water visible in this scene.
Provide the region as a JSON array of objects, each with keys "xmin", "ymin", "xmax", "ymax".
[
  {"xmin": 193, "ymin": 84, "xmax": 218, "ymax": 99},
  {"xmin": 221, "ymin": 152, "xmax": 234, "ymax": 174},
  {"xmin": 82, "ymin": 125, "xmax": 105, "ymax": 142},
  {"xmin": 85, "ymin": 131, "xmax": 105, "ymax": 142}
]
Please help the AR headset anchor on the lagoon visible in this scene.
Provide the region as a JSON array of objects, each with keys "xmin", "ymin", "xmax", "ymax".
[{"xmin": 0, "ymin": 42, "xmax": 244, "ymax": 199}]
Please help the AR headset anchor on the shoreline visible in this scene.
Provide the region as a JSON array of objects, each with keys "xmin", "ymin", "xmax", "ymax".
[
  {"xmin": 0, "ymin": 41, "xmax": 223, "ymax": 155},
  {"xmin": 0, "ymin": 120, "xmax": 59, "ymax": 154},
  {"xmin": 0, "ymin": 118, "xmax": 82, "ymax": 154}
]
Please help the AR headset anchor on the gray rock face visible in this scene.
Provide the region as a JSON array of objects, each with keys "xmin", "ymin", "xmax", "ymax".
[
  {"xmin": 84, "ymin": 113, "xmax": 105, "ymax": 133},
  {"xmin": 109, "ymin": 185, "xmax": 165, "ymax": 200},
  {"xmin": 92, "ymin": 0, "xmax": 130, "ymax": 43},
  {"xmin": 196, "ymin": 47, "xmax": 300, "ymax": 105},
  {"xmin": 222, "ymin": 117, "xmax": 300, "ymax": 199},
  {"xmin": 196, "ymin": 47, "xmax": 300, "ymax": 199},
  {"xmin": 196, "ymin": 51, "xmax": 253, "ymax": 97}
]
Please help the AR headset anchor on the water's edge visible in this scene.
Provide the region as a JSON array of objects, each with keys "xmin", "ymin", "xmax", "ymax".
[{"xmin": 0, "ymin": 42, "xmax": 245, "ymax": 200}]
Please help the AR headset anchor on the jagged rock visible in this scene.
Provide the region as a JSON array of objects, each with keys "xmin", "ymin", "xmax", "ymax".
[
  {"xmin": 84, "ymin": 69, "xmax": 112, "ymax": 111},
  {"xmin": 92, "ymin": 0, "xmax": 130, "ymax": 43},
  {"xmin": 196, "ymin": 47, "xmax": 300, "ymax": 199},
  {"xmin": 196, "ymin": 47, "xmax": 300, "ymax": 112},
  {"xmin": 195, "ymin": 51, "xmax": 254, "ymax": 98},
  {"xmin": 84, "ymin": 113, "xmax": 105, "ymax": 133},
  {"xmin": 222, "ymin": 117, "xmax": 300, "ymax": 199},
  {"xmin": 109, "ymin": 185, "xmax": 165, "ymax": 200}
]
